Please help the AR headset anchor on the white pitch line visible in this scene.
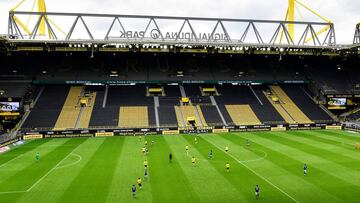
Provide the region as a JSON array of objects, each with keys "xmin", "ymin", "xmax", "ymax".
[
  {"xmin": 0, "ymin": 143, "xmax": 84, "ymax": 195},
  {"xmin": 208, "ymin": 141, "xmax": 300, "ymax": 203},
  {"xmin": 25, "ymin": 143, "xmax": 83, "ymax": 192},
  {"xmin": 55, "ymin": 154, "xmax": 82, "ymax": 170},
  {"xmin": 239, "ymin": 149, "xmax": 268, "ymax": 163},
  {"xmin": 0, "ymin": 190, "xmax": 26, "ymax": 194},
  {"xmin": 0, "ymin": 154, "xmax": 24, "ymax": 169}
]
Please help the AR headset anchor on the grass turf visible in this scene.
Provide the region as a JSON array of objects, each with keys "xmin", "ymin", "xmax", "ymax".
[{"xmin": 0, "ymin": 130, "xmax": 360, "ymax": 202}]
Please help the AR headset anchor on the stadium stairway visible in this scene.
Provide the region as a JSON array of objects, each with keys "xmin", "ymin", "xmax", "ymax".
[
  {"xmin": 118, "ymin": 106, "xmax": 149, "ymax": 128},
  {"xmin": 270, "ymin": 86, "xmax": 313, "ymax": 124},
  {"xmin": 174, "ymin": 106, "xmax": 185, "ymax": 127},
  {"xmin": 53, "ymin": 86, "xmax": 84, "ymax": 130},
  {"xmin": 177, "ymin": 105, "xmax": 207, "ymax": 127},
  {"xmin": 264, "ymin": 93, "xmax": 296, "ymax": 124},
  {"xmin": 225, "ymin": 105, "xmax": 262, "ymax": 125},
  {"xmin": 77, "ymin": 92, "xmax": 97, "ymax": 129},
  {"xmin": 281, "ymin": 85, "xmax": 334, "ymax": 122},
  {"xmin": 195, "ymin": 105, "xmax": 208, "ymax": 127}
]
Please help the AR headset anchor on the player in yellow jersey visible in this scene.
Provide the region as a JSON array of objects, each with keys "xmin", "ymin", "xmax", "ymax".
[
  {"xmin": 226, "ymin": 162, "xmax": 230, "ymax": 172},
  {"xmin": 185, "ymin": 145, "xmax": 189, "ymax": 156},
  {"xmin": 142, "ymin": 147, "xmax": 146, "ymax": 155},
  {"xmin": 194, "ymin": 137, "xmax": 198, "ymax": 144},
  {"xmin": 137, "ymin": 177, "xmax": 142, "ymax": 189},
  {"xmin": 225, "ymin": 146, "xmax": 229, "ymax": 153},
  {"xmin": 144, "ymin": 159, "xmax": 148, "ymax": 169},
  {"xmin": 192, "ymin": 156, "xmax": 196, "ymax": 166}
]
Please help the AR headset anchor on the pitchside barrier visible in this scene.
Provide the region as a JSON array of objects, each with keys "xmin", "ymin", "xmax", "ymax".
[
  {"xmin": 0, "ymin": 137, "xmax": 22, "ymax": 148},
  {"xmin": 13, "ymin": 123, "xmax": 342, "ymax": 141}
]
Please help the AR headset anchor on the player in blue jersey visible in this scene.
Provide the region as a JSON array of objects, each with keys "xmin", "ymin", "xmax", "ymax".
[
  {"xmin": 144, "ymin": 168, "xmax": 148, "ymax": 180},
  {"xmin": 169, "ymin": 153, "xmax": 173, "ymax": 163},
  {"xmin": 255, "ymin": 185, "xmax": 260, "ymax": 199},
  {"xmin": 304, "ymin": 163, "xmax": 307, "ymax": 176},
  {"xmin": 131, "ymin": 184, "xmax": 136, "ymax": 198}
]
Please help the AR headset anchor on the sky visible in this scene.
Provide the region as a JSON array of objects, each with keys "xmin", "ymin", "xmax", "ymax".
[{"xmin": 0, "ymin": 0, "xmax": 359, "ymax": 44}]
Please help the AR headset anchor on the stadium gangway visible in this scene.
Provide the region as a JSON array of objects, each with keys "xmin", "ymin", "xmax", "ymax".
[{"xmin": 7, "ymin": 11, "xmax": 336, "ymax": 48}]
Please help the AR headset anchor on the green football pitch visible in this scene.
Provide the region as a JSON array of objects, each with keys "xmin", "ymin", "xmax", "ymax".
[{"xmin": 0, "ymin": 130, "xmax": 360, "ymax": 203}]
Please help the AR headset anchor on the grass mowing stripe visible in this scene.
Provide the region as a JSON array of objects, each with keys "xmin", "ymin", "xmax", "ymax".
[
  {"xmin": 0, "ymin": 138, "xmax": 80, "ymax": 191},
  {"xmin": 296, "ymin": 131, "xmax": 360, "ymax": 152},
  {"xmin": 106, "ymin": 136, "xmax": 153, "ymax": 203},
  {"xmin": 146, "ymin": 135, "xmax": 200, "ymax": 203},
  {"xmin": 209, "ymin": 133, "xmax": 341, "ymax": 203},
  {"xmin": 15, "ymin": 138, "xmax": 105, "ymax": 203},
  {"xmin": 239, "ymin": 132, "xmax": 359, "ymax": 202},
  {"xmin": 281, "ymin": 131, "xmax": 360, "ymax": 168},
  {"xmin": 309, "ymin": 131, "xmax": 360, "ymax": 147},
  {"xmin": 319, "ymin": 130, "xmax": 360, "ymax": 142},
  {"xmin": 329, "ymin": 130, "xmax": 360, "ymax": 138},
  {"xmin": 0, "ymin": 139, "xmax": 51, "ymax": 166},
  {"xmin": 261, "ymin": 132, "xmax": 360, "ymax": 186},
  {"xmin": 57, "ymin": 137, "xmax": 124, "ymax": 203},
  {"xmin": 164, "ymin": 135, "xmax": 248, "ymax": 203},
  {"xmin": 25, "ymin": 139, "xmax": 87, "ymax": 192},
  {"xmin": 193, "ymin": 135, "xmax": 299, "ymax": 203}
]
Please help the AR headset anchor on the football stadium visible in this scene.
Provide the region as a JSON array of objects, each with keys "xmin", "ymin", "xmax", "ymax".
[{"xmin": 1, "ymin": 0, "xmax": 360, "ymax": 202}]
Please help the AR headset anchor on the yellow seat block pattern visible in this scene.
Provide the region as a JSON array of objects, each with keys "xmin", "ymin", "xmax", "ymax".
[
  {"xmin": 264, "ymin": 93, "xmax": 295, "ymax": 123},
  {"xmin": 119, "ymin": 106, "xmax": 148, "ymax": 128},
  {"xmin": 225, "ymin": 105, "xmax": 261, "ymax": 125},
  {"xmin": 196, "ymin": 106, "xmax": 208, "ymax": 127},
  {"xmin": 174, "ymin": 106, "xmax": 185, "ymax": 127},
  {"xmin": 77, "ymin": 92, "xmax": 97, "ymax": 129},
  {"xmin": 180, "ymin": 105, "xmax": 202, "ymax": 127},
  {"xmin": 54, "ymin": 86, "xmax": 83, "ymax": 130},
  {"xmin": 270, "ymin": 86, "xmax": 313, "ymax": 124}
]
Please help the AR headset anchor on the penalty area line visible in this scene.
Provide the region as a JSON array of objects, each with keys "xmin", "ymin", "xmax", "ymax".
[
  {"xmin": 209, "ymin": 141, "xmax": 300, "ymax": 203},
  {"xmin": 0, "ymin": 154, "xmax": 24, "ymax": 169},
  {"xmin": 25, "ymin": 143, "xmax": 83, "ymax": 192}
]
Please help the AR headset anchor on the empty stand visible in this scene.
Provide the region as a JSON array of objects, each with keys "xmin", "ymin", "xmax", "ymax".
[
  {"xmin": 216, "ymin": 85, "xmax": 259, "ymax": 104},
  {"xmin": 118, "ymin": 106, "xmax": 149, "ymax": 128},
  {"xmin": 54, "ymin": 86, "xmax": 84, "ymax": 130},
  {"xmin": 107, "ymin": 85, "xmax": 153, "ymax": 106},
  {"xmin": 77, "ymin": 92, "xmax": 97, "ymax": 129},
  {"xmin": 89, "ymin": 106, "xmax": 119, "ymax": 127},
  {"xmin": 88, "ymin": 85, "xmax": 155, "ymax": 128},
  {"xmin": 178, "ymin": 105, "xmax": 205, "ymax": 127},
  {"xmin": 174, "ymin": 106, "xmax": 185, "ymax": 127},
  {"xmin": 159, "ymin": 97, "xmax": 180, "ymax": 106},
  {"xmin": 89, "ymin": 90, "xmax": 111, "ymax": 127},
  {"xmin": 195, "ymin": 106, "xmax": 208, "ymax": 127},
  {"xmin": 225, "ymin": 105, "xmax": 261, "ymax": 125},
  {"xmin": 158, "ymin": 106, "xmax": 178, "ymax": 127},
  {"xmin": 200, "ymin": 105, "xmax": 223, "ymax": 126},
  {"xmin": 281, "ymin": 85, "xmax": 333, "ymax": 122},
  {"xmin": 270, "ymin": 86, "xmax": 313, "ymax": 124},
  {"xmin": 163, "ymin": 85, "xmax": 181, "ymax": 97},
  {"xmin": 183, "ymin": 84, "xmax": 202, "ymax": 97},
  {"xmin": 218, "ymin": 105, "xmax": 234, "ymax": 125},
  {"xmin": 250, "ymin": 86, "xmax": 285, "ymax": 124},
  {"xmin": 22, "ymin": 86, "xmax": 69, "ymax": 129},
  {"xmin": 148, "ymin": 106, "xmax": 157, "ymax": 127}
]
